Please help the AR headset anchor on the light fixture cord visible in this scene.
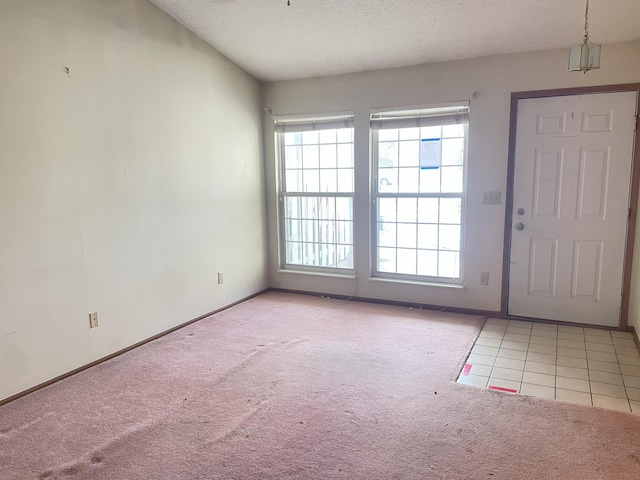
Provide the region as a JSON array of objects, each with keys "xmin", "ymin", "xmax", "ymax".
[{"xmin": 584, "ymin": 0, "xmax": 590, "ymax": 40}]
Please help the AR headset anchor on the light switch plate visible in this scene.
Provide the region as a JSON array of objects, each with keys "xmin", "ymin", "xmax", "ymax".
[{"xmin": 482, "ymin": 191, "xmax": 502, "ymax": 205}]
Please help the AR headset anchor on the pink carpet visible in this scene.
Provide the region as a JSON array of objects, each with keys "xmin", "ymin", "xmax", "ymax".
[{"xmin": 1, "ymin": 292, "xmax": 639, "ymax": 479}]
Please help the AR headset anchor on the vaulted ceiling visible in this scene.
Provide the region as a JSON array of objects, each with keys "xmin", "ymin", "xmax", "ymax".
[{"xmin": 149, "ymin": 0, "xmax": 640, "ymax": 82}]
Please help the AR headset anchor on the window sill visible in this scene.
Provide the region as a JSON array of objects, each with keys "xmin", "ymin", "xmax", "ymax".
[
  {"xmin": 276, "ymin": 269, "xmax": 357, "ymax": 280},
  {"xmin": 367, "ymin": 276, "xmax": 464, "ymax": 289}
]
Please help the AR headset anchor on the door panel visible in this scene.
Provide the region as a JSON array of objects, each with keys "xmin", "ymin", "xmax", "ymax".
[{"xmin": 508, "ymin": 91, "xmax": 637, "ymax": 326}]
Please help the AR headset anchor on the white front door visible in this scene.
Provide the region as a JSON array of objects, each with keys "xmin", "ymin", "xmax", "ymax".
[{"xmin": 508, "ymin": 91, "xmax": 637, "ymax": 327}]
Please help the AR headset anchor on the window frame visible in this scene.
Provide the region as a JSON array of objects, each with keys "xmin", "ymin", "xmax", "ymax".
[
  {"xmin": 369, "ymin": 105, "xmax": 469, "ymax": 284},
  {"xmin": 275, "ymin": 113, "xmax": 356, "ymax": 274}
]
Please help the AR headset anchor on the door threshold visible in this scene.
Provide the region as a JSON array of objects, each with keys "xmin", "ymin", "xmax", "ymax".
[{"xmin": 505, "ymin": 314, "xmax": 623, "ymax": 331}]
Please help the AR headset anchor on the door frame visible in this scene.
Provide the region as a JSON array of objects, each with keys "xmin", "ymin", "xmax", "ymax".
[{"xmin": 501, "ymin": 84, "xmax": 640, "ymax": 329}]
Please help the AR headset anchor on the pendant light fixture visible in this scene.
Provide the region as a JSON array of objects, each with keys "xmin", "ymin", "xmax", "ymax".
[{"xmin": 568, "ymin": 0, "xmax": 601, "ymax": 73}]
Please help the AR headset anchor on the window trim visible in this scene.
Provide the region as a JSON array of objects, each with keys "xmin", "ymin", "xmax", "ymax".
[
  {"xmin": 275, "ymin": 114, "xmax": 356, "ymax": 273},
  {"xmin": 370, "ymin": 110, "xmax": 469, "ymax": 284}
]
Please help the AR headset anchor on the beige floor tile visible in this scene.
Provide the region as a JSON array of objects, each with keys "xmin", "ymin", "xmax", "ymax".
[
  {"xmin": 586, "ymin": 350, "xmax": 618, "ymax": 363},
  {"xmin": 623, "ymin": 375, "xmax": 640, "ymax": 388},
  {"xmin": 494, "ymin": 357, "xmax": 525, "ymax": 370},
  {"xmin": 588, "ymin": 370, "xmax": 623, "ymax": 385},
  {"xmin": 505, "ymin": 326, "xmax": 532, "ymax": 337},
  {"xmin": 630, "ymin": 400, "xmax": 640, "ymax": 414},
  {"xmin": 556, "ymin": 366, "xmax": 589, "ymax": 380},
  {"xmin": 482, "ymin": 324, "xmax": 507, "ymax": 333},
  {"xmin": 558, "ymin": 325, "xmax": 584, "ymax": 334},
  {"xmin": 557, "ymin": 339, "xmax": 586, "ymax": 350},
  {"xmin": 501, "ymin": 340, "xmax": 528, "ymax": 351},
  {"xmin": 498, "ymin": 348, "xmax": 527, "ymax": 361},
  {"xmin": 612, "ymin": 338, "xmax": 637, "ymax": 349},
  {"xmin": 487, "ymin": 378, "xmax": 520, "ymax": 393},
  {"xmin": 475, "ymin": 336, "xmax": 502, "ymax": 348},
  {"xmin": 479, "ymin": 330, "xmax": 504, "ymax": 340},
  {"xmin": 583, "ymin": 328, "xmax": 610, "ymax": 337},
  {"xmin": 588, "ymin": 360, "xmax": 621, "ymax": 374},
  {"xmin": 491, "ymin": 367, "xmax": 524, "ymax": 382},
  {"xmin": 626, "ymin": 387, "xmax": 640, "ymax": 401},
  {"xmin": 528, "ymin": 343, "xmax": 556, "ymax": 355},
  {"xmin": 508, "ymin": 320, "xmax": 533, "ymax": 328},
  {"xmin": 531, "ymin": 322, "xmax": 557, "ymax": 331},
  {"xmin": 526, "ymin": 352, "xmax": 556, "ymax": 365},
  {"xmin": 522, "ymin": 371, "xmax": 555, "ymax": 387},
  {"xmin": 592, "ymin": 394, "xmax": 631, "ymax": 413},
  {"xmin": 621, "ymin": 364, "xmax": 640, "ymax": 376},
  {"xmin": 525, "ymin": 361, "xmax": 556, "ymax": 375},
  {"xmin": 584, "ymin": 334, "xmax": 613, "ymax": 345},
  {"xmin": 457, "ymin": 374, "xmax": 489, "ymax": 388},
  {"xmin": 471, "ymin": 345, "xmax": 499, "ymax": 356},
  {"xmin": 520, "ymin": 383, "xmax": 555, "ymax": 400},
  {"xmin": 503, "ymin": 332, "xmax": 530, "ymax": 343},
  {"xmin": 557, "ymin": 347, "xmax": 587, "ymax": 359},
  {"xmin": 590, "ymin": 381, "xmax": 627, "ymax": 398},
  {"xmin": 585, "ymin": 343, "xmax": 616, "ymax": 354},
  {"xmin": 618, "ymin": 355, "xmax": 640, "ymax": 366},
  {"xmin": 611, "ymin": 331, "xmax": 634, "ymax": 339},
  {"xmin": 615, "ymin": 346, "xmax": 640, "ymax": 357},
  {"xmin": 557, "ymin": 332, "xmax": 585, "ymax": 342},
  {"xmin": 557, "ymin": 355, "xmax": 588, "ymax": 369},
  {"xmin": 556, "ymin": 376, "xmax": 590, "ymax": 393},
  {"xmin": 529, "ymin": 329, "xmax": 557, "ymax": 339},
  {"xmin": 529, "ymin": 334, "xmax": 557, "ymax": 345},
  {"xmin": 556, "ymin": 388, "xmax": 592, "ymax": 406},
  {"xmin": 467, "ymin": 363, "xmax": 493, "ymax": 377},
  {"xmin": 467, "ymin": 353, "xmax": 496, "ymax": 366}
]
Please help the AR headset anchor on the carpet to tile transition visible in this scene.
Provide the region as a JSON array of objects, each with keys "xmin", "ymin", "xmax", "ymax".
[{"xmin": 1, "ymin": 292, "xmax": 639, "ymax": 480}]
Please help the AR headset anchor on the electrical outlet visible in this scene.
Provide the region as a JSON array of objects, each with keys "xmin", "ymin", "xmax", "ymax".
[
  {"xmin": 89, "ymin": 312, "xmax": 99, "ymax": 328},
  {"xmin": 482, "ymin": 191, "xmax": 502, "ymax": 205},
  {"xmin": 217, "ymin": 272, "xmax": 224, "ymax": 285},
  {"xmin": 480, "ymin": 272, "xmax": 490, "ymax": 286}
]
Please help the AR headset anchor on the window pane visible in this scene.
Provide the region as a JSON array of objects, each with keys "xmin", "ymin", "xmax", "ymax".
[
  {"xmin": 399, "ymin": 127, "xmax": 420, "ymax": 140},
  {"xmin": 417, "ymin": 224, "xmax": 438, "ymax": 249},
  {"xmin": 397, "ymin": 249, "xmax": 417, "ymax": 275},
  {"xmin": 439, "ymin": 225, "xmax": 460, "ymax": 251},
  {"xmin": 378, "ymin": 168, "xmax": 398, "ymax": 193},
  {"xmin": 337, "ymin": 169, "xmax": 354, "ymax": 192},
  {"xmin": 320, "ymin": 169, "xmax": 338, "ymax": 192},
  {"xmin": 378, "ymin": 222, "xmax": 396, "ymax": 247},
  {"xmin": 319, "ymin": 144, "xmax": 337, "ymax": 168},
  {"xmin": 398, "ymin": 168, "xmax": 419, "ymax": 193},
  {"xmin": 379, "ymin": 129, "xmax": 398, "ymax": 142},
  {"xmin": 301, "ymin": 219, "xmax": 315, "ymax": 243},
  {"xmin": 420, "ymin": 126, "xmax": 441, "ymax": 139},
  {"xmin": 378, "ymin": 247, "xmax": 396, "ymax": 272},
  {"xmin": 417, "ymin": 250, "xmax": 438, "ymax": 277},
  {"xmin": 319, "ymin": 221, "xmax": 335, "ymax": 243},
  {"xmin": 317, "ymin": 197, "xmax": 335, "ymax": 220},
  {"xmin": 397, "ymin": 198, "xmax": 417, "ymax": 223},
  {"xmin": 442, "ymin": 138, "xmax": 464, "ymax": 166},
  {"xmin": 379, "ymin": 142, "xmax": 398, "ymax": 168},
  {"xmin": 303, "ymin": 169, "xmax": 319, "ymax": 192},
  {"xmin": 302, "ymin": 130, "xmax": 318, "ymax": 144},
  {"xmin": 285, "ymin": 145, "xmax": 302, "ymax": 169},
  {"xmin": 337, "ymin": 144, "xmax": 353, "ymax": 168},
  {"xmin": 397, "ymin": 223, "xmax": 417, "ymax": 249},
  {"xmin": 286, "ymin": 170, "xmax": 303, "ymax": 193},
  {"xmin": 442, "ymin": 124, "xmax": 465, "ymax": 138},
  {"xmin": 336, "ymin": 128, "xmax": 353, "ymax": 143},
  {"xmin": 438, "ymin": 251, "xmax": 460, "ymax": 278},
  {"xmin": 302, "ymin": 197, "xmax": 317, "ymax": 219},
  {"xmin": 303, "ymin": 145, "xmax": 319, "ymax": 169},
  {"xmin": 441, "ymin": 166, "xmax": 463, "ymax": 193},
  {"xmin": 399, "ymin": 140, "xmax": 419, "ymax": 167},
  {"xmin": 285, "ymin": 219, "xmax": 302, "ymax": 241},
  {"xmin": 440, "ymin": 198, "xmax": 462, "ymax": 224},
  {"xmin": 285, "ymin": 132, "xmax": 302, "ymax": 146},
  {"xmin": 319, "ymin": 129, "xmax": 336, "ymax": 144},
  {"xmin": 336, "ymin": 221, "xmax": 353, "ymax": 245},
  {"xmin": 419, "ymin": 168, "xmax": 440, "ymax": 193},
  {"xmin": 286, "ymin": 242, "xmax": 302, "ymax": 264},
  {"xmin": 418, "ymin": 198, "xmax": 438, "ymax": 223},
  {"xmin": 378, "ymin": 197, "xmax": 396, "ymax": 223},
  {"xmin": 285, "ymin": 196, "xmax": 302, "ymax": 219},
  {"xmin": 336, "ymin": 197, "xmax": 353, "ymax": 221}
]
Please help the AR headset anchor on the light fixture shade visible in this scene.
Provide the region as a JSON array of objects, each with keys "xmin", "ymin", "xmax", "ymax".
[{"xmin": 568, "ymin": 40, "xmax": 601, "ymax": 72}]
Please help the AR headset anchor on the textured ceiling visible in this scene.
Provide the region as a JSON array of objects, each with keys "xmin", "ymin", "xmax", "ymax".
[{"xmin": 148, "ymin": 0, "xmax": 640, "ymax": 82}]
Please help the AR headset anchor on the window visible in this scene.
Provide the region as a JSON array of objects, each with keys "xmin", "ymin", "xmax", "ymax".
[
  {"xmin": 371, "ymin": 105, "xmax": 469, "ymax": 282},
  {"xmin": 275, "ymin": 114, "xmax": 355, "ymax": 271}
]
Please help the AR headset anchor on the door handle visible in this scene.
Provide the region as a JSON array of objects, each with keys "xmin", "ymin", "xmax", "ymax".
[
  {"xmin": 516, "ymin": 208, "xmax": 525, "ymax": 216},
  {"xmin": 515, "ymin": 223, "xmax": 525, "ymax": 231}
]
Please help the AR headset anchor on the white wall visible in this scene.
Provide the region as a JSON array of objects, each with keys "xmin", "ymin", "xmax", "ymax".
[
  {"xmin": 262, "ymin": 41, "xmax": 640, "ymax": 315},
  {"xmin": 0, "ymin": 0, "xmax": 267, "ymax": 401}
]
